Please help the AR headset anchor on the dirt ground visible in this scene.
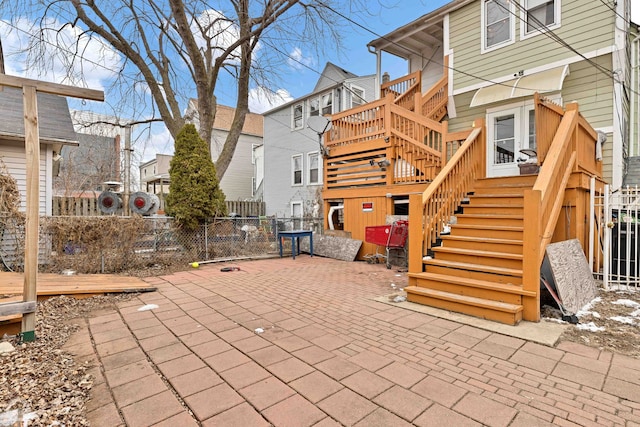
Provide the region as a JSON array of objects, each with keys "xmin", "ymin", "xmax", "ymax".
[{"xmin": 544, "ymin": 286, "xmax": 640, "ymax": 357}]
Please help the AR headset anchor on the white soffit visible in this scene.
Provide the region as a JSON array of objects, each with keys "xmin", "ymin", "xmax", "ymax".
[{"xmin": 470, "ymin": 65, "xmax": 569, "ymax": 108}]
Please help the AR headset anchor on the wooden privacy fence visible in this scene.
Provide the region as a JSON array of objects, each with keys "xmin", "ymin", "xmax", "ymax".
[{"xmin": 53, "ymin": 196, "xmax": 265, "ymax": 217}]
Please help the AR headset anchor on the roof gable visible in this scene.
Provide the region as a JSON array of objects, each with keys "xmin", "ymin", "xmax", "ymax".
[
  {"xmin": 0, "ymin": 86, "xmax": 76, "ymax": 144},
  {"xmin": 313, "ymin": 62, "xmax": 358, "ymax": 93}
]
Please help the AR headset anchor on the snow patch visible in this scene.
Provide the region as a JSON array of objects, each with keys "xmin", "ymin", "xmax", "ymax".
[
  {"xmin": 612, "ymin": 299, "xmax": 640, "ymax": 308},
  {"xmin": 575, "ymin": 322, "xmax": 606, "ymax": 332},
  {"xmin": 137, "ymin": 304, "xmax": 159, "ymax": 311},
  {"xmin": 609, "ymin": 316, "xmax": 636, "ymax": 325}
]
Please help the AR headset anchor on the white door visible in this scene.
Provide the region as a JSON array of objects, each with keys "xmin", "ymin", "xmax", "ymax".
[{"xmin": 487, "ymin": 106, "xmax": 536, "ymax": 177}]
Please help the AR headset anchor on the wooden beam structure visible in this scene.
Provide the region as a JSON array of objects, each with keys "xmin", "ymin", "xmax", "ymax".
[{"xmin": 0, "ymin": 74, "xmax": 104, "ymax": 341}]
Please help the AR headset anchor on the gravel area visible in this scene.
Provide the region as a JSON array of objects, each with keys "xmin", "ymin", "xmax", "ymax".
[{"xmin": 0, "ymin": 294, "xmax": 133, "ymax": 426}]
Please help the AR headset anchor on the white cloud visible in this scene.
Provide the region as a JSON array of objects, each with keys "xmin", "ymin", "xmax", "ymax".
[
  {"xmin": 248, "ymin": 86, "xmax": 293, "ymax": 113},
  {"xmin": 137, "ymin": 125, "xmax": 174, "ymax": 164},
  {"xmin": 633, "ymin": 2, "xmax": 640, "ymax": 25},
  {"xmin": 0, "ymin": 17, "xmax": 122, "ymax": 90},
  {"xmin": 287, "ymin": 47, "xmax": 313, "ymax": 70}
]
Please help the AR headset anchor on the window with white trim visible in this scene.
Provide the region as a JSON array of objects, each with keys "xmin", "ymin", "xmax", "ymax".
[
  {"xmin": 321, "ymin": 92, "xmax": 333, "ymax": 116},
  {"xmin": 482, "ymin": 0, "xmax": 515, "ymax": 51},
  {"xmin": 308, "ymin": 152, "xmax": 321, "ymax": 185},
  {"xmin": 351, "ymin": 86, "xmax": 365, "ymax": 108},
  {"xmin": 292, "ymin": 102, "xmax": 303, "ymax": 129},
  {"xmin": 292, "ymin": 154, "xmax": 303, "ymax": 186},
  {"xmin": 523, "ymin": 0, "xmax": 559, "ymax": 36},
  {"xmin": 309, "ymin": 97, "xmax": 319, "ymax": 117}
]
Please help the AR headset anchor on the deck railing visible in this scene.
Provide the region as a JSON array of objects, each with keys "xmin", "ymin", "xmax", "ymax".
[
  {"xmin": 381, "ymin": 71, "xmax": 421, "ymax": 111},
  {"xmin": 390, "ymin": 104, "xmax": 445, "ymax": 183},
  {"xmin": 408, "ymin": 119, "xmax": 485, "ymax": 272},
  {"xmin": 326, "ymin": 96, "xmax": 389, "ymax": 147}
]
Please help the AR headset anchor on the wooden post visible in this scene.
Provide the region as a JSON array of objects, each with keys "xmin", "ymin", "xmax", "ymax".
[
  {"xmin": 522, "ymin": 188, "xmax": 541, "ymax": 321},
  {"xmin": 0, "ymin": 73, "xmax": 103, "ymax": 341},
  {"xmin": 408, "ymin": 193, "xmax": 424, "ymax": 278},
  {"xmin": 441, "ymin": 120, "xmax": 449, "ymax": 163},
  {"xmin": 21, "ymin": 85, "xmax": 39, "ymax": 341}
]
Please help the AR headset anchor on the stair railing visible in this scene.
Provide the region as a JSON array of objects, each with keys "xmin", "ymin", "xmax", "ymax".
[
  {"xmin": 381, "ymin": 71, "xmax": 421, "ymax": 111},
  {"xmin": 521, "ymin": 99, "xmax": 588, "ymax": 321},
  {"xmin": 409, "ymin": 119, "xmax": 485, "ymax": 273},
  {"xmin": 416, "ymin": 56, "xmax": 449, "ymax": 121}
]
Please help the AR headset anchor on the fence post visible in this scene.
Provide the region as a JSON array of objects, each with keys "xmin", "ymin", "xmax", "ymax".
[
  {"xmin": 588, "ymin": 176, "xmax": 595, "ymax": 269},
  {"xmin": 603, "ymin": 184, "xmax": 610, "ymax": 290},
  {"xmin": 205, "ymin": 222, "xmax": 209, "ymax": 260}
]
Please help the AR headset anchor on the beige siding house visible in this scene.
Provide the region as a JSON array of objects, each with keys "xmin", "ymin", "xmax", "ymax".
[
  {"xmin": 368, "ymin": 0, "xmax": 631, "ymax": 189},
  {"xmin": 187, "ymin": 103, "xmax": 264, "ymax": 201}
]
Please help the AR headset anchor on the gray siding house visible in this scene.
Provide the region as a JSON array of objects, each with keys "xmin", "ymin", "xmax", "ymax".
[
  {"xmin": 263, "ymin": 63, "xmax": 376, "ymax": 217},
  {"xmin": 0, "ymin": 87, "xmax": 77, "ymax": 215},
  {"xmin": 368, "ymin": 0, "xmax": 632, "ymax": 189}
]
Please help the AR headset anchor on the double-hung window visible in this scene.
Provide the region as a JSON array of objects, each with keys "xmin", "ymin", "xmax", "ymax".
[
  {"xmin": 321, "ymin": 93, "xmax": 333, "ymax": 116},
  {"xmin": 351, "ymin": 86, "xmax": 365, "ymax": 108},
  {"xmin": 523, "ymin": 0, "xmax": 559, "ymax": 36},
  {"xmin": 292, "ymin": 154, "xmax": 303, "ymax": 186},
  {"xmin": 308, "ymin": 152, "xmax": 320, "ymax": 185},
  {"xmin": 482, "ymin": 0, "xmax": 515, "ymax": 52},
  {"xmin": 309, "ymin": 97, "xmax": 319, "ymax": 117},
  {"xmin": 292, "ymin": 102, "xmax": 303, "ymax": 130}
]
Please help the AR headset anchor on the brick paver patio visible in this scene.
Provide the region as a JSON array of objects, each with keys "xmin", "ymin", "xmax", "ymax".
[{"xmin": 62, "ymin": 256, "xmax": 640, "ymax": 426}]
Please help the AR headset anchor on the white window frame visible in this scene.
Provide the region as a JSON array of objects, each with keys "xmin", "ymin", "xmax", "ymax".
[
  {"xmin": 481, "ymin": 0, "xmax": 516, "ymax": 54},
  {"xmin": 485, "ymin": 95, "xmax": 562, "ymax": 176},
  {"xmin": 292, "ymin": 102, "xmax": 304, "ymax": 130},
  {"xmin": 321, "ymin": 92, "xmax": 333, "ymax": 116},
  {"xmin": 291, "ymin": 154, "xmax": 303, "ymax": 186},
  {"xmin": 251, "ymin": 143, "xmax": 259, "ymax": 165},
  {"xmin": 308, "ymin": 96, "xmax": 320, "ymax": 117},
  {"xmin": 520, "ymin": 0, "xmax": 561, "ymax": 40},
  {"xmin": 291, "ymin": 201, "xmax": 303, "ymax": 217},
  {"xmin": 307, "ymin": 151, "xmax": 322, "ymax": 185},
  {"xmin": 350, "ymin": 85, "xmax": 365, "ymax": 108}
]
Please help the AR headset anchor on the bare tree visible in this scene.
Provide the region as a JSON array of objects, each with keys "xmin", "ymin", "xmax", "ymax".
[{"xmin": 4, "ymin": 0, "xmax": 377, "ymax": 179}]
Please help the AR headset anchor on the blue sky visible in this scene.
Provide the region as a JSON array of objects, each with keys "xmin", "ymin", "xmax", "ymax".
[{"xmin": 0, "ymin": 0, "xmax": 637, "ymax": 165}]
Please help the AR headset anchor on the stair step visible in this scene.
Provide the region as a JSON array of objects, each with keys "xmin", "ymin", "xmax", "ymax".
[
  {"xmin": 405, "ymin": 286, "xmax": 523, "ymax": 325},
  {"xmin": 409, "ymin": 272, "xmax": 535, "ymax": 297},
  {"xmin": 455, "ymin": 214, "xmax": 523, "ymax": 227},
  {"xmin": 467, "ymin": 194, "xmax": 524, "ymax": 205},
  {"xmin": 424, "ymin": 261, "xmax": 523, "ymax": 285},
  {"xmin": 474, "ymin": 176, "xmax": 537, "ymax": 188},
  {"xmin": 449, "ymin": 224, "xmax": 523, "ymax": 240},
  {"xmin": 461, "ymin": 205, "xmax": 524, "ymax": 215},
  {"xmin": 424, "ymin": 257, "xmax": 522, "ymax": 277},
  {"xmin": 431, "ymin": 246, "xmax": 522, "ymax": 269},
  {"xmin": 440, "ymin": 235, "xmax": 523, "ymax": 254}
]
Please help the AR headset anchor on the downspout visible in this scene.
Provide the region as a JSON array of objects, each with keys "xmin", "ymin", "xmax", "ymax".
[
  {"xmin": 368, "ymin": 45, "xmax": 381, "ymax": 99},
  {"xmin": 632, "ymin": 31, "xmax": 640, "ymax": 157}
]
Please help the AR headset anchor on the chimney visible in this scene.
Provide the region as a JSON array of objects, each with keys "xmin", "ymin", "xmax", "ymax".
[{"xmin": 382, "ymin": 72, "xmax": 390, "ymax": 84}]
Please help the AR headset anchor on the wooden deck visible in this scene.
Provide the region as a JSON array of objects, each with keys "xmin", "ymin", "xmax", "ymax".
[
  {"xmin": 0, "ymin": 272, "xmax": 154, "ymax": 297},
  {"xmin": 0, "ymin": 273, "xmax": 156, "ymax": 335}
]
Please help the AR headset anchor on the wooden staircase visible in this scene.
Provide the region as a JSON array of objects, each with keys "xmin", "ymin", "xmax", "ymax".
[{"xmin": 406, "ymin": 175, "xmax": 538, "ymax": 325}]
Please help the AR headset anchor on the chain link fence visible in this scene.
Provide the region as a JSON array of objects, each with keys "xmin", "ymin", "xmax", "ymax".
[{"xmin": 0, "ymin": 215, "xmax": 324, "ymax": 275}]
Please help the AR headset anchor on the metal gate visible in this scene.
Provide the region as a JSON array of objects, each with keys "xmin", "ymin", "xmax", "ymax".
[{"xmin": 589, "ymin": 179, "xmax": 640, "ymax": 290}]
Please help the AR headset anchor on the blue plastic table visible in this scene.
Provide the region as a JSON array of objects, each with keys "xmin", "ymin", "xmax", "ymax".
[{"xmin": 278, "ymin": 230, "xmax": 313, "ymax": 259}]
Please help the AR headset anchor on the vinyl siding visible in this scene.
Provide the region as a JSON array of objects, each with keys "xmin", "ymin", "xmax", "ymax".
[
  {"xmin": 450, "ymin": 0, "xmax": 616, "ymax": 90},
  {"xmin": 0, "ymin": 140, "xmax": 50, "ymax": 215},
  {"xmin": 211, "ymin": 130, "xmax": 262, "ymax": 200},
  {"xmin": 263, "ymin": 110, "xmax": 323, "ymax": 217},
  {"xmin": 263, "ymin": 74, "xmax": 376, "ymax": 217}
]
